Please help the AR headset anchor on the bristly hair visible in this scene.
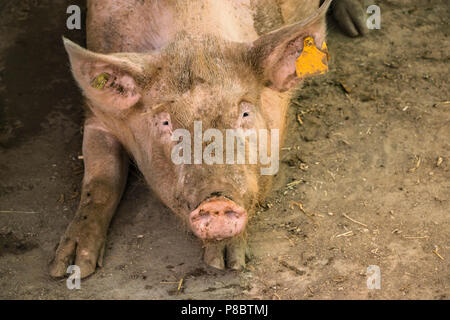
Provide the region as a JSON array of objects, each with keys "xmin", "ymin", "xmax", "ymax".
[{"xmin": 160, "ymin": 32, "xmax": 248, "ymax": 95}]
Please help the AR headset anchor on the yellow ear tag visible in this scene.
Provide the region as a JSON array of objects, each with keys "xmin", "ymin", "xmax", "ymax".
[
  {"xmin": 91, "ymin": 72, "xmax": 110, "ymax": 90},
  {"xmin": 295, "ymin": 37, "xmax": 329, "ymax": 78}
]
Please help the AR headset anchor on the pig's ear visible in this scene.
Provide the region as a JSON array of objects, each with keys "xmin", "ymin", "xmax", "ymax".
[
  {"xmin": 249, "ymin": 0, "xmax": 331, "ymax": 92},
  {"xmin": 63, "ymin": 37, "xmax": 146, "ymax": 111}
]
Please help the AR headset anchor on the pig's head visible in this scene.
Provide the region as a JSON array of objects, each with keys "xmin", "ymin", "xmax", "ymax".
[{"xmin": 64, "ymin": 1, "xmax": 330, "ymax": 242}]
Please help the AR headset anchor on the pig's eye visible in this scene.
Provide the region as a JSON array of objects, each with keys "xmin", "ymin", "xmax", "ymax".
[
  {"xmin": 238, "ymin": 100, "xmax": 255, "ymax": 128},
  {"xmin": 152, "ymin": 112, "xmax": 172, "ymax": 135}
]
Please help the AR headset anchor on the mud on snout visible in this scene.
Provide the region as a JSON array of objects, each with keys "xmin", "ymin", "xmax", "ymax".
[{"xmin": 189, "ymin": 197, "xmax": 248, "ymax": 241}]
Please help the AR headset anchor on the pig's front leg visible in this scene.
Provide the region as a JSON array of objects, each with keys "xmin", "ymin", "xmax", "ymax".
[
  {"xmin": 330, "ymin": 0, "xmax": 367, "ymax": 37},
  {"xmin": 50, "ymin": 117, "xmax": 128, "ymax": 279},
  {"xmin": 204, "ymin": 237, "xmax": 250, "ymax": 271}
]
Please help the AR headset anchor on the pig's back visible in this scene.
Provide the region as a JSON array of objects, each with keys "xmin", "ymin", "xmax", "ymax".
[{"xmin": 86, "ymin": 0, "xmax": 320, "ymax": 53}]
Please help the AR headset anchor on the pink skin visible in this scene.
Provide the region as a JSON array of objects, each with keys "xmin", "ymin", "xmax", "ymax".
[
  {"xmin": 189, "ymin": 198, "xmax": 248, "ymax": 241},
  {"xmin": 50, "ymin": 0, "xmax": 335, "ymax": 278}
]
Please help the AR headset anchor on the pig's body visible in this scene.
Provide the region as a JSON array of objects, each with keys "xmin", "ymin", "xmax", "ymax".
[
  {"xmin": 50, "ymin": 0, "xmax": 339, "ymax": 278},
  {"xmin": 86, "ymin": 0, "xmax": 320, "ymax": 53},
  {"xmin": 82, "ymin": 0, "xmax": 322, "ymax": 214}
]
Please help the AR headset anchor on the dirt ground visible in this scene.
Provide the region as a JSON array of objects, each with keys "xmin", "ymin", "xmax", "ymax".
[{"xmin": 0, "ymin": 0, "xmax": 448, "ymax": 300}]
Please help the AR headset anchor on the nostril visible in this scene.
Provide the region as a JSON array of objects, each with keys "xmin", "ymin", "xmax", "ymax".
[
  {"xmin": 198, "ymin": 209, "xmax": 209, "ymax": 217},
  {"xmin": 225, "ymin": 210, "xmax": 238, "ymax": 218}
]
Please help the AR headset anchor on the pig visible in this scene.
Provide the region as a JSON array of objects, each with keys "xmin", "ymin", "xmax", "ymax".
[
  {"xmin": 325, "ymin": 0, "xmax": 367, "ymax": 37},
  {"xmin": 50, "ymin": 0, "xmax": 359, "ymax": 279}
]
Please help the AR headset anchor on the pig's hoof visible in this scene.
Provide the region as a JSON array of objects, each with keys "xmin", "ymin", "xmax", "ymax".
[
  {"xmin": 203, "ymin": 238, "xmax": 249, "ymax": 271},
  {"xmin": 49, "ymin": 219, "xmax": 106, "ymax": 279},
  {"xmin": 332, "ymin": 0, "xmax": 367, "ymax": 37}
]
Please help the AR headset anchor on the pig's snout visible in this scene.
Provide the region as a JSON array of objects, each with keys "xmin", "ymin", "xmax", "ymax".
[{"xmin": 189, "ymin": 198, "xmax": 248, "ymax": 241}]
